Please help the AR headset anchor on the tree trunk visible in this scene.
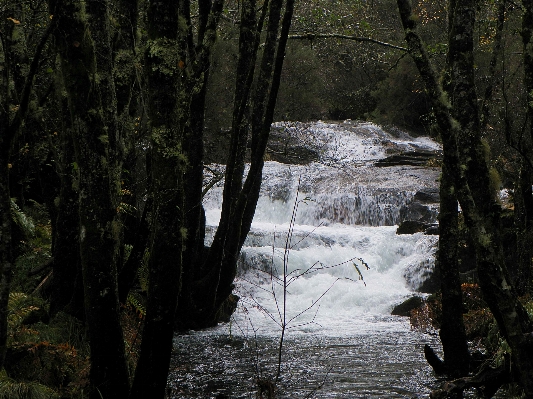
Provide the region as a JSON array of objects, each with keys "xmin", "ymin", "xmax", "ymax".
[
  {"xmin": 182, "ymin": 0, "xmax": 295, "ymax": 330},
  {"xmin": 396, "ymin": 0, "xmax": 533, "ymax": 395},
  {"xmin": 129, "ymin": 0, "xmax": 184, "ymax": 397},
  {"xmin": 0, "ymin": 4, "xmax": 52, "ymax": 370},
  {"xmin": 436, "ymin": 162, "xmax": 470, "ymax": 378},
  {"xmin": 49, "ymin": 123, "xmax": 82, "ymax": 317},
  {"xmin": 49, "ymin": 0, "xmax": 130, "ymax": 397}
]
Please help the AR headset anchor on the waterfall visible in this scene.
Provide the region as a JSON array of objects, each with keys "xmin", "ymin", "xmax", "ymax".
[
  {"xmin": 202, "ymin": 121, "xmax": 441, "ymax": 337},
  {"xmin": 167, "ymin": 122, "xmax": 444, "ymax": 398}
]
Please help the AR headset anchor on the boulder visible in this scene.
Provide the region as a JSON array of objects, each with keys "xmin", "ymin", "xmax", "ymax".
[
  {"xmin": 391, "ymin": 296, "xmax": 424, "ymax": 316},
  {"xmin": 396, "ymin": 220, "xmax": 430, "ymax": 234}
]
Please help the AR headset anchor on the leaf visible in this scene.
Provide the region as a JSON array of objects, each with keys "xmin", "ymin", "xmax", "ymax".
[{"xmin": 7, "ymin": 17, "xmax": 21, "ymax": 25}]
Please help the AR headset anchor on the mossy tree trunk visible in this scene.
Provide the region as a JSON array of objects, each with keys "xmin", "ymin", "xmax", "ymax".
[
  {"xmin": 49, "ymin": 110, "xmax": 82, "ymax": 317},
  {"xmin": 396, "ymin": 0, "xmax": 533, "ymax": 395},
  {"xmin": 436, "ymin": 162, "xmax": 470, "ymax": 378},
  {"xmin": 0, "ymin": 6, "xmax": 52, "ymax": 370},
  {"xmin": 129, "ymin": 0, "xmax": 186, "ymax": 396},
  {"xmin": 48, "ymin": 0, "xmax": 130, "ymax": 397},
  {"xmin": 519, "ymin": 0, "xmax": 533, "ymax": 297}
]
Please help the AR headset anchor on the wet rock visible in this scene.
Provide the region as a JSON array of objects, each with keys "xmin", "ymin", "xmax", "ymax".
[
  {"xmin": 267, "ymin": 127, "xmax": 320, "ymax": 164},
  {"xmin": 414, "ymin": 188, "xmax": 440, "ymax": 204},
  {"xmin": 396, "ymin": 220, "xmax": 431, "ymax": 234},
  {"xmin": 216, "ymin": 294, "xmax": 239, "ymax": 323},
  {"xmin": 403, "ymin": 257, "xmax": 439, "ymax": 293},
  {"xmin": 391, "ymin": 296, "xmax": 424, "ymax": 316},
  {"xmin": 399, "ymin": 201, "xmax": 438, "ymax": 224},
  {"xmin": 374, "ymin": 150, "xmax": 442, "ymax": 167}
]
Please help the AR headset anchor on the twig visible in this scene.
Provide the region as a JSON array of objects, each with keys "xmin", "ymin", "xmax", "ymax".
[{"xmin": 288, "ymin": 32, "xmax": 407, "ymax": 52}]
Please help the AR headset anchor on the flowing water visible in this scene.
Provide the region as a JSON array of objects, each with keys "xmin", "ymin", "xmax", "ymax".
[{"xmin": 168, "ymin": 121, "xmax": 446, "ymax": 398}]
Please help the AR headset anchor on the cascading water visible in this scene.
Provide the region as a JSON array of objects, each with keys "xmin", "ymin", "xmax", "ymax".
[{"xmin": 168, "ymin": 121, "xmax": 444, "ymax": 398}]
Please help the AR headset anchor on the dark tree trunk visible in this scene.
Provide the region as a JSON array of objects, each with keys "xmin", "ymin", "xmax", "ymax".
[
  {"xmin": 49, "ymin": 0, "xmax": 130, "ymax": 397},
  {"xmin": 396, "ymin": 0, "xmax": 533, "ymax": 395},
  {"xmin": 0, "ymin": 5, "xmax": 52, "ymax": 370},
  {"xmin": 181, "ymin": 0, "xmax": 295, "ymax": 330},
  {"xmin": 129, "ymin": 0, "xmax": 184, "ymax": 397},
  {"xmin": 49, "ymin": 125, "xmax": 81, "ymax": 316},
  {"xmin": 436, "ymin": 162, "xmax": 470, "ymax": 378}
]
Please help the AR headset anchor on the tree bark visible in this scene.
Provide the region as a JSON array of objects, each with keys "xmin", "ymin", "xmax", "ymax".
[
  {"xmin": 49, "ymin": 120, "xmax": 82, "ymax": 317},
  {"xmin": 436, "ymin": 161, "xmax": 470, "ymax": 378},
  {"xmin": 0, "ymin": 5, "xmax": 53, "ymax": 370},
  {"xmin": 396, "ymin": 0, "xmax": 533, "ymax": 395},
  {"xmin": 49, "ymin": 0, "xmax": 130, "ymax": 397},
  {"xmin": 129, "ymin": 0, "xmax": 184, "ymax": 397},
  {"xmin": 183, "ymin": 0, "xmax": 296, "ymax": 330}
]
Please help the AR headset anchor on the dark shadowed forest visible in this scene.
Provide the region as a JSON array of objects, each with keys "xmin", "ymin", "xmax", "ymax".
[{"xmin": 2, "ymin": 0, "xmax": 533, "ymax": 397}]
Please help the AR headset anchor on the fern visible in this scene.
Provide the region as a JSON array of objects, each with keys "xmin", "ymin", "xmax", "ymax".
[
  {"xmin": 0, "ymin": 369, "xmax": 59, "ymax": 399},
  {"xmin": 8, "ymin": 293, "xmax": 34, "ymax": 329},
  {"xmin": 138, "ymin": 250, "xmax": 150, "ymax": 292},
  {"xmin": 127, "ymin": 292, "xmax": 146, "ymax": 317},
  {"xmin": 10, "ymin": 199, "xmax": 35, "ymax": 238}
]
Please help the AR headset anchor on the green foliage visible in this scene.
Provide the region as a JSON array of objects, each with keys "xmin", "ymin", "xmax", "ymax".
[
  {"xmin": 274, "ymin": 43, "xmax": 327, "ymax": 121},
  {"xmin": 137, "ymin": 250, "xmax": 150, "ymax": 293},
  {"xmin": 370, "ymin": 57, "xmax": 432, "ymax": 135},
  {"xmin": 146, "ymin": 38, "xmax": 179, "ymax": 76},
  {"xmin": 7, "ymin": 293, "xmax": 44, "ymax": 341},
  {"xmin": 12, "ymin": 252, "xmax": 51, "ymax": 293},
  {"xmin": 0, "ymin": 369, "xmax": 59, "ymax": 399},
  {"xmin": 6, "ymin": 293, "xmax": 89, "ymax": 397},
  {"xmin": 126, "ymin": 292, "xmax": 146, "ymax": 318},
  {"xmin": 10, "ymin": 199, "xmax": 35, "ymax": 239}
]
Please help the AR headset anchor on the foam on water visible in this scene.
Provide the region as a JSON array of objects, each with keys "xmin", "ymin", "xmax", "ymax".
[{"xmin": 202, "ymin": 122, "xmax": 441, "ymax": 339}]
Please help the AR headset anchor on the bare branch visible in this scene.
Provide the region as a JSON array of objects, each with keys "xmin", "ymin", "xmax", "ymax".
[{"xmin": 288, "ymin": 32, "xmax": 407, "ymax": 52}]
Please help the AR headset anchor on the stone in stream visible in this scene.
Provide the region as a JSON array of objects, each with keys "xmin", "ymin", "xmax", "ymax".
[{"xmin": 391, "ymin": 296, "xmax": 424, "ymax": 316}]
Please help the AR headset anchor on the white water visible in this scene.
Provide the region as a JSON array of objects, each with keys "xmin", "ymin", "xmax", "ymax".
[
  {"xmin": 169, "ymin": 121, "xmax": 444, "ymax": 398},
  {"xmin": 203, "ymin": 121, "xmax": 441, "ymax": 337}
]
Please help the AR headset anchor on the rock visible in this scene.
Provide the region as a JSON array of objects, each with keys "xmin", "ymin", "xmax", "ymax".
[
  {"xmin": 425, "ymin": 224, "xmax": 439, "ymax": 235},
  {"xmin": 414, "ymin": 188, "xmax": 440, "ymax": 203},
  {"xmin": 374, "ymin": 150, "xmax": 442, "ymax": 167},
  {"xmin": 391, "ymin": 296, "xmax": 424, "ymax": 316},
  {"xmin": 399, "ymin": 201, "xmax": 438, "ymax": 224},
  {"xmin": 267, "ymin": 126, "xmax": 320, "ymax": 164},
  {"xmin": 396, "ymin": 220, "xmax": 431, "ymax": 234},
  {"xmin": 216, "ymin": 294, "xmax": 239, "ymax": 323}
]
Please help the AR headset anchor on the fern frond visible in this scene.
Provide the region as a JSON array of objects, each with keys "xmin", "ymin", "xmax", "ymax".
[
  {"xmin": 0, "ymin": 369, "xmax": 59, "ymax": 399},
  {"xmin": 138, "ymin": 251, "xmax": 150, "ymax": 292},
  {"xmin": 127, "ymin": 292, "xmax": 146, "ymax": 317},
  {"xmin": 10, "ymin": 199, "xmax": 35, "ymax": 238}
]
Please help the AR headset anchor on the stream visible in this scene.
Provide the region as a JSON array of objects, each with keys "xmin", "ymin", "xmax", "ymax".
[{"xmin": 168, "ymin": 121, "xmax": 448, "ymax": 398}]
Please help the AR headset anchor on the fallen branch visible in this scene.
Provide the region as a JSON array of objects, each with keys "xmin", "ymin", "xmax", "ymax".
[
  {"xmin": 288, "ymin": 32, "xmax": 407, "ymax": 51},
  {"xmin": 430, "ymin": 355, "xmax": 512, "ymax": 399}
]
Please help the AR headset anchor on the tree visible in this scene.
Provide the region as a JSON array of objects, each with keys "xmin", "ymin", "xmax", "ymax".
[
  {"xmin": 0, "ymin": 1, "xmax": 52, "ymax": 370},
  {"xmin": 48, "ymin": 0, "xmax": 130, "ymax": 397},
  {"xmin": 175, "ymin": 0, "xmax": 296, "ymax": 329},
  {"xmin": 396, "ymin": 0, "xmax": 533, "ymax": 395}
]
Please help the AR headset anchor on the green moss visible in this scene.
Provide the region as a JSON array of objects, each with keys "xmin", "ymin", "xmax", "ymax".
[
  {"xmin": 489, "ymin": 167, "xmax": 502, "ymax": 198},
  {"xmin": 146, "ymin": 38, "xmax": 179, "ymax": 76}
]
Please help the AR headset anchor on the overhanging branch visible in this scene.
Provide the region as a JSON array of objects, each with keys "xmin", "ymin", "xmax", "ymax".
[{"xmin": 288, "ymin": 32, "xmax": 407, "ymax": 52}]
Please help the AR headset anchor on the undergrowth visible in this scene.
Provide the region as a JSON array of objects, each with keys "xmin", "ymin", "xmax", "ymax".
[
  {"xmin": 410, "ymin": 283, "xmax": 533, "ymax": 398},
  {"xmin": 5, "ymin": 200, "xmax": 146, "ymax": 398}
]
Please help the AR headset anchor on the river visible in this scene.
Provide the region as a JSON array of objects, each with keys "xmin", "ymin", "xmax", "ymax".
[{"xmin": 168, "ymin": 121, "xmax": 447, "ymax": 398}]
